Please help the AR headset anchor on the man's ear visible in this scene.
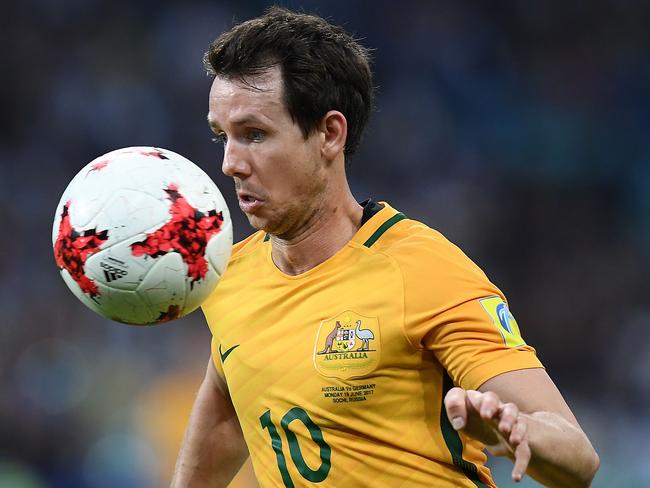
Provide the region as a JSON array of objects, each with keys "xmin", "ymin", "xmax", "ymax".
[{"xmin": 319, "ymin": 110, "xmax": 347, "ymax": 160}]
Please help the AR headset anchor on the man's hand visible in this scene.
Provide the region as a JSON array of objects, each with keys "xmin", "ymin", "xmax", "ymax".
[
  {"xmin": 443, "ymin": 370, "xmax": 599, "ymax": 487},
  {"xmin": 444, "ymin": 388, "xmax": 530, "ymax": 482}
]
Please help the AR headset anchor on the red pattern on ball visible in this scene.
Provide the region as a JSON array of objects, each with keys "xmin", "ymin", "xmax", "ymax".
[
  {"xmin": 157, "ymin": 304, "xmax": 182, "ymax": 323},
  {"xmin": 89, "ymin": 159, "xmax": 109, "ymax": 172},
  {"xmin": 130, "ymin": 185, "xmax": 223, "ymax": 283},
  {"xmin": 53, "ymin": 201, "xmax": 109, "ymax": 297}
]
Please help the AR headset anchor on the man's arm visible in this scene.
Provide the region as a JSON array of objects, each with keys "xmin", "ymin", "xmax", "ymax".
[
  {"xmin": 171, "ymin": 357, "xmax": 249, "ymax": 488},
  {"xmin": 444, "ymin": 368, "xmax": 599, "ymax": 487}
]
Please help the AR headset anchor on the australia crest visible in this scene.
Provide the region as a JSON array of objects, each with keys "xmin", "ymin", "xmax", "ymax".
[{"xmin": 313, "ymin": 311, "xmax": 380, "ymax": 379}]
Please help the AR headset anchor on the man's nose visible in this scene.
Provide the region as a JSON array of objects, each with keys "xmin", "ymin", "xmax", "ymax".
[{"xmin": 221, "ymin": 140, "xmax": 250, "ymax": 178}]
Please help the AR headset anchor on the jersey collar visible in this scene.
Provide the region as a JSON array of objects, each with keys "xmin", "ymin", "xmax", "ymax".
[{"xmin": 351, "ymin": 201, "xmax": 405, "ymax": 247}]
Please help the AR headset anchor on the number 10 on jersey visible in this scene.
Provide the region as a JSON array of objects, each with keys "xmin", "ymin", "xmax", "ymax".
[{"xmin": 260, "ymin": 407, "xmax": 331, "ymax": 487}]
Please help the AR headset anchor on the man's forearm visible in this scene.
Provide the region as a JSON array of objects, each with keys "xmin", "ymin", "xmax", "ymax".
[
  {"xmin": 171, "ymin": 364, "xmax": 248, "ymax": 487},
  {"xmin": 517, "ymin": 411, "xmax": 599, "ymax": 487},
  {"xmin": 172, "ymin": 411, "xmax": 246, "ymax": 487}
]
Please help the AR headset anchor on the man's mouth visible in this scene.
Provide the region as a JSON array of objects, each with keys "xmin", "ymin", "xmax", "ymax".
[{"xmin": 237, "ymin": 192, "xmax": 264, "ymax": 213}]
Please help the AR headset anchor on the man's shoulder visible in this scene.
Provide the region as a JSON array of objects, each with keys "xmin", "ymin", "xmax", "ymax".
[
  {"xmin": 369, "ymin": 213, "xmax": 456, "ymax": 258},
  {"xmin": 229, "ymin": 230, "xmax": 268, "ymax": 260},
  {"xmin": 202, "ymin": 231, "xmax": 267, "ymax": 311},
  {"xmin": 372, "ymin": 209, "xmax": 500, "ymax": 323},
  {"xmin": 216, "ymin": 230, "xmax": 268, "ymax": 280},
  {"xmin": 369, "ymin": 211, "xmax": 488, "ymax": 282},
  {"xmin": 358, "ymin": 202, "xmax": 438, "ymax": 251}
]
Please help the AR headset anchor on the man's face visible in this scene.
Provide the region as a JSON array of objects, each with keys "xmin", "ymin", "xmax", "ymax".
[{"xmin": 207, "ymin": 66, "xmax": 326, "ymax": 237}]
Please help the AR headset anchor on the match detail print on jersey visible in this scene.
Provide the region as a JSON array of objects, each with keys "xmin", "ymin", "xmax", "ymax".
[
  {"xmin": 313, "ymin": 310, "xmax": 380, "ymax": 380},
  {"xmin": 479, "ymin": 296, "xmax": 526, "ymax": 348}
]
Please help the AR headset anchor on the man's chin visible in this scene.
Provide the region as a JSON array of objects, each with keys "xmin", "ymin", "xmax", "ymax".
[{"xmin": 246, "ymin": 213, "xmax": 273, "ymax": 233}]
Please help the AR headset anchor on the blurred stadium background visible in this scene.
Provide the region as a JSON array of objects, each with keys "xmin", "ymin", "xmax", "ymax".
[{"xmin": 1, "ymin": 0, "xmax": 648, "ymax": 486}]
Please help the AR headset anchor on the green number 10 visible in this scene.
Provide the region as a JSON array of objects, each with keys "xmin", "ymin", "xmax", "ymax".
[{"xmin": 260, "ymin": 407, "xmax": 331, "ymax": 487}]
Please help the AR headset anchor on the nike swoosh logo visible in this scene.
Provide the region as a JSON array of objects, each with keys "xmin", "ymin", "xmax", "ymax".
[{"xmin": 219, "ymin": 344, "xmax": 240, "ymax": 363}]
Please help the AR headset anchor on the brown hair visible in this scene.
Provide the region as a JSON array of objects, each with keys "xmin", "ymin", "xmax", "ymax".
[{"xmin": 204, "ymin": 6, "xmax": 374, "ymax": 156}]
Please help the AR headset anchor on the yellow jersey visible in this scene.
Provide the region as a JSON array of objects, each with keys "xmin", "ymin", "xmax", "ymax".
[{"xmin": 202, "ymin": 202, "xmax": 542, "ymax": 487}]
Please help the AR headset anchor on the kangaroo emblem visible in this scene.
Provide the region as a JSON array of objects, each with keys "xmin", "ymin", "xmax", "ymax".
[
  {"xmin": 314, "ymin": 311, "xmax": 380, "ymax": 379},
  {"xmin": 319, "ymin": 321, "xmax": 342, "ymax": 354}
]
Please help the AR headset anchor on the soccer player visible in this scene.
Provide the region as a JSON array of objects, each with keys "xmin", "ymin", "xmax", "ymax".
[{"xmin": 172, "ymin": 7, "xmax": 599, "ymax": 488}]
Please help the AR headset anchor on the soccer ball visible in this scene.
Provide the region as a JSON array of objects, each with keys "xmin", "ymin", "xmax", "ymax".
[{"xmin": 52, "ymin": 147, "xmax": 232, "ymax": 325}]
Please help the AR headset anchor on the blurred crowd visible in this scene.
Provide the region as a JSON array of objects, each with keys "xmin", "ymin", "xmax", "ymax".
[{"xmin": 1, "ymin": 1, "xmax": 648, "ymax": 486}]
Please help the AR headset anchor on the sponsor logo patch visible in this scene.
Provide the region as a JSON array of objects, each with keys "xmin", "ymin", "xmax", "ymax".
[
  {"xmin": 313, "ymin": 311, "xmax": 380, "ymax": 380},
  {"xmin": 479, "ymin": 296, "xmax": 526, "ymax": 347}
]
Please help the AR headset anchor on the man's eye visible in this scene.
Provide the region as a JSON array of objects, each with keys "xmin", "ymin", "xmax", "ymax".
[
  {"xmin": 247, "ymin": 130, "xmax": 265, "ymax": 142},
  {"xmin": 212, "ymin": 133, "xmax": 227, "ymax": 145}
]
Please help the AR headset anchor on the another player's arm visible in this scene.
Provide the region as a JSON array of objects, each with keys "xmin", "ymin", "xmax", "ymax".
[
  {"xmin": 171, "ymin": 357, "xmax": 248, "ymax": 488},
  {"xmin": 445, "ymin": 368, "xmax": 599, "ymax": 487}
]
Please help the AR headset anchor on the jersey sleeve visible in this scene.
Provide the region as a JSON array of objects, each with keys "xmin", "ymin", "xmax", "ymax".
[{"xmin": 395, "ymin": 227, "xmax": 543, "ymax": 390}]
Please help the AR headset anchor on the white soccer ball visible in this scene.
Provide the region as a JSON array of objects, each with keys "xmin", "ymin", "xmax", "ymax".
[{"xmin": 52, "ymin": 146, "xmax": 232, "ymax": 325}]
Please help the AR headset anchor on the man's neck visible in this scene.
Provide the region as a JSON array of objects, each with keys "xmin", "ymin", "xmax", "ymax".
[{"xmin": 270, "ymin": 196, "xmax": 363, "ymax": 276}]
